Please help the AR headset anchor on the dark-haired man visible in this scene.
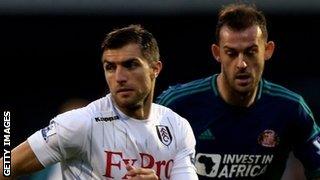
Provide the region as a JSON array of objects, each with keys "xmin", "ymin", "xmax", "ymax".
[
  {"xmin": 157, "ymin": 4, "xmax": 320, "ymax": 179},
  {"xmin": 0, "ymin": 25, "xmax": 198, "ymax": 180}
]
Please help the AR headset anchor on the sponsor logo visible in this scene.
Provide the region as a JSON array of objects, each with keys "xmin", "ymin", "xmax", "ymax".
[
  {"xmin": 156, "ymin": 125, "xmax": 172, "ymax": 146},
  {"xmin": 195, "ymin": 153, "xmax": 273, "ymax": 178},
  {"xmin": 104, "ymin": 151, "xmax": 173, "ymax": 179},
  {"xmin": 95, "ymin": 115, "xmax": 119, "ymax": 122},
  {"xmin": 196, "ymin": 153, "xmax": 221, "ymax": 177},
  {"xmin": 41, "ymin": 122, "xmax": 56, "ymax": 142},
  {"xmin": 258, "ymin": 129, "xmax": 279, "ymax": 147}
]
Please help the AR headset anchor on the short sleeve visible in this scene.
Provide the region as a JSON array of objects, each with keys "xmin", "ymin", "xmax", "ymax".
[
  {"xmin": 170, "ymin": 113, "xmax": 198, "ymax": 180},
  {"xmin": 292, "ymin": 101, "xmax": 320, "ymax": 178},
  {"xmin": 27, "ymin": 109, "xmax": 90, "ymax": 167}
]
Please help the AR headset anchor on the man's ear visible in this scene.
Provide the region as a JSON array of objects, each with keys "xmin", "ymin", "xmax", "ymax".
[
  {"xmin": 264, "ymin": 41, "xmax": 275, "ymax": 61},
  {"xmin": 212, "ymin": 44, "xmax": 221, "ymax": 63},
  {"xmin": 151, "ymin": 60, "xmax": 162, "ymax": 78}
]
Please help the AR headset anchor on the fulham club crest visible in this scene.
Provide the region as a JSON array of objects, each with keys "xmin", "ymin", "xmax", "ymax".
[{"xmin": 156, "ymin": 125, "xmax": 172, "ymax": 146}]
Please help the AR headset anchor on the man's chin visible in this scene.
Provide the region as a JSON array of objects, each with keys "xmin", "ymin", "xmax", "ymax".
[
  {"xmin": 116, "ymin": 98, "xmax": 141, "ymax": 109},
  {"xmin": 234, "ymin": 85, "xmax": 254, "ymax": 94}
]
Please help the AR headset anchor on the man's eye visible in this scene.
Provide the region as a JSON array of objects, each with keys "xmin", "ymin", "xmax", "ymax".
[
  {"xmin": 124, "ymin": 61, "xmax": 139, "ymax": 69},
  {"xmin": 226, "ymin": 51, "xmax": 237, "ymax": 57},
  {"xmin": 245, "ymin": 49, "xmax": 257, "ymax": 57},
  {"xmin": 104, "ymin": 64, "xmax": 115, "ymax": 71}
]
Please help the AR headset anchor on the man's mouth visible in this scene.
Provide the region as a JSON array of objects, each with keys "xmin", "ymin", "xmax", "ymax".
[
  {"xmin": 235, "ymin": 74, "xmax": 252, "ymax": 85},
  {"xmin": 116, "ymin": 88, "xmax": 134, "ymax": 94},
  {"xmin": 236, "ymin": 74, "xmax": 250, "ymax": 79}
]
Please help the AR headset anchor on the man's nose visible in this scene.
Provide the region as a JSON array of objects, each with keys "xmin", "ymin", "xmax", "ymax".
[
  {"xmin": 115, "ymin": 66, "xmax": 128, "ymax": 83},
  {"xmin": 236, "ymin": 54, "xmax": 247, "ymax": 69}
]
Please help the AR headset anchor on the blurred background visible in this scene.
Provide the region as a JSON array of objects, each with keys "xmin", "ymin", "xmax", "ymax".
[{"xmin": 1, "ymin": 0, "xmax": 320, "ymax": 179}]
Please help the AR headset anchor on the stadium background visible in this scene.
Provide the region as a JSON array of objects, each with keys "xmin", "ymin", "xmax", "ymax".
[{"xmin": 1, "ymin": 0, "xmax": 320, "ymax": 179}]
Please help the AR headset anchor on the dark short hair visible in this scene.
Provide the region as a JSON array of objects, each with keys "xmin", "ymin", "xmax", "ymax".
[
  {"xmin": 215, "ymin": 3, "xmax": 268, "ymax": 42},
  {"xmin": 101, "ymin": 24, "xmax": 160, "ymax": 62}
]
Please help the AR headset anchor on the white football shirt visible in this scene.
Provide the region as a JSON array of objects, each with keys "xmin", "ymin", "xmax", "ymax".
[{"xmin": 28, "ymin": 94, "xmax": 197, "ymax": 179}]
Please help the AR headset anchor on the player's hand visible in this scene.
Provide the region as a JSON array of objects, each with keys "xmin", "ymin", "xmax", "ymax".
[{"xmin": 126, "ymin": 164, "xmax": 159, "ymax": 180}]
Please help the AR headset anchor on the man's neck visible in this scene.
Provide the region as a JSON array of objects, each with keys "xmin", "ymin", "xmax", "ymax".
[
  {"xmin": 125, "ymin": 104, "xmax": 151, "ymax": 120},
  {"xmin": 217, "ymin": 74, "xmax": 258, "ymax": 107}
]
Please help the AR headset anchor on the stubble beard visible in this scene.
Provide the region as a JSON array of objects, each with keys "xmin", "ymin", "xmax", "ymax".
[
  {"xmin": 114, "ymin": 90, "xmax": 150, "ymax": 111},
  {"xmin": 231, "ymin": 75, "xmax": 260, "ymax": 98},
  {"xmin": 225, "ymin": 73, "xmax": 253, "ymax": 96}
]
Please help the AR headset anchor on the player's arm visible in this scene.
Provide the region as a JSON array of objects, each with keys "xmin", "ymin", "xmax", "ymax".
[{"xmin": 0, "ymin": 141, "xmax": 44, "ymax": 179}]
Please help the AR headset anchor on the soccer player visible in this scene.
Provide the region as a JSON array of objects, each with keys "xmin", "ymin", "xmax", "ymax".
[
  {"xmin": 157, "ymin": 4, "xmax": 320, "ymax": 179},
  {"xmin": 0, "ymin": 25, "xmax": 198, "ymax": 180}
]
